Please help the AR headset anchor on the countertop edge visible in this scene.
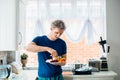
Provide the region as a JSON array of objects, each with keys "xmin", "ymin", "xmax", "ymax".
[{"xmin": 63, "ymin": 71, "xmax": 117, "ymax": 78}]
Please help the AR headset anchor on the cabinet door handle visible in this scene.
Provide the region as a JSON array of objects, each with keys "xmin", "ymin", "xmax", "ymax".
[{"xmin": 19, "ymin": 32, "xmax": 22, "ymax": 45}]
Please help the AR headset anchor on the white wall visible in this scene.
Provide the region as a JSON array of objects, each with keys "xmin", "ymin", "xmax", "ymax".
[{"xmin": 106, "ymin": 0, "xmax": 120, "ymax": 80}]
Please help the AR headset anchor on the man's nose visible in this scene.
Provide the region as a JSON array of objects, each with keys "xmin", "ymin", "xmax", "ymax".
[{"xmin": 56, "ymin": 34, "xmax": 61, "ymax": 37}]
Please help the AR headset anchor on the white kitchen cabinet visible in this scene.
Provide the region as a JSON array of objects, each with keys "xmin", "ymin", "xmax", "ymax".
[
  {"xmin": 64, "ymin": 71, "xmax": 117, "ymax": 80},
  {"xmin": 0, "ymin": 0, "xmax": 18, "ymax": 51},
  {"xmin": 17, "ymin": 0, "xmax": 26, "ymax": 50},
  {"xmin": 0, "ymin": 0, "xmax": 26, "ymax": 51}
]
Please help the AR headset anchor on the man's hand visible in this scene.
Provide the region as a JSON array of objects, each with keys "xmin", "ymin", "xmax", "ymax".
[{"xmin": 47, "ymin": 47, "xmax": 58, "ymax": 58}]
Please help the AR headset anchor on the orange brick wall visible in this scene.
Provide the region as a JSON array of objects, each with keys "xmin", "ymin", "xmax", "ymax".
[
  {"xmin": 21, "ymin": 33, "xmax": 101, "ymax": 66},
  {"xmin": 60, "ymin": 34, "xmax": 101, "ymax": 64}
]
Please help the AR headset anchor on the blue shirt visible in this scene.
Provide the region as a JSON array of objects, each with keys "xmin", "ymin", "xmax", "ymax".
[{"xmin": 32, "ymin": 35, "xmax": 67, "ymax": 77}]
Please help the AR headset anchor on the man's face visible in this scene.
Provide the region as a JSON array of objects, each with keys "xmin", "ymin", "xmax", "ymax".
[{"xmin": 50, "ymin": 27, "xmax": 64, "ymax": 40}]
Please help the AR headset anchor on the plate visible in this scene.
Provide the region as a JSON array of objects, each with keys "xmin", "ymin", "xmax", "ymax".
[{"xmin": 46, "ymin": 59, "xmax": 60, "ymax": 65}]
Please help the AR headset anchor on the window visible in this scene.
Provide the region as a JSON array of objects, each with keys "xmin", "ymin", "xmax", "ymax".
[{"xmin": 22, "ymin": 0, "xmax": 106, "ymax": 67}]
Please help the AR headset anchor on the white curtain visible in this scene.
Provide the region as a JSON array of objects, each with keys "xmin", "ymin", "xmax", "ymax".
[{"xmin": 33, "ymin": 0, "xmax": 106, "ymax": 44}]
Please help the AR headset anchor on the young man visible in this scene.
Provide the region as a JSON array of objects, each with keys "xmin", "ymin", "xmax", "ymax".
[{"xmin": 26, "ymin": 20, "xmax": 67, "ymax": 80}]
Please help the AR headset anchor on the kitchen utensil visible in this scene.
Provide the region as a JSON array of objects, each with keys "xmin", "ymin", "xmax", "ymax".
[
  {"xmin": 99, "ymin": 36, "xmax": 106, "ymax": 53},
  {"xmin": 100, "ymin": 56, "xmax": 108, "ymax": 71},
  {"xmin": 107, "ymin": 45, "xmax": 110, "ymax": 53},
  {"xmin": 0, "ymin": 65, "xmax": 12, "ymax": 79},
  {"xmin": 72, "ymin": 67, "xmax": 92, "ymax": 75},
  {"xmin": 88, "ymin": 59, "xmax": 100, "ymax": 72}
]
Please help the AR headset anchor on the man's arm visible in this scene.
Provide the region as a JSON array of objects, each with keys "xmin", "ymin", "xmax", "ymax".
[
  {"xmin": 26, "ymin": 42, "xmax": 58, "ymax": 57},
  {"xmin": 26, "ymin": 42, "xmax": 48, "ymax": 52}
]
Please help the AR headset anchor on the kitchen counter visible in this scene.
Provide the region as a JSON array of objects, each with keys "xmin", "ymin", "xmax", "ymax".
[
  {"xmin": 9, "ymin": 70, "xmax": 117, "ymax": 80},
  {"xmin": 9, "ymin": 70, "xmax": 37, "ymax": 80},
  {"xmin": 9, "ymin": 71, "xmax": 27, "ymax": 80},
  {"xmin": 63, "ymin": 71, "xmax": 117, "ymax": 80}
]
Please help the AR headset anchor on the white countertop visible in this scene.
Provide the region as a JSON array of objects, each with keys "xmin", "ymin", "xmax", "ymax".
[
  {"xmin": 9, "ymin": 70, "xmax": 117, "ymax": 80},
  {"xmin": 63, "ymin": 71, "xmax": 117, "ymax": 78}
]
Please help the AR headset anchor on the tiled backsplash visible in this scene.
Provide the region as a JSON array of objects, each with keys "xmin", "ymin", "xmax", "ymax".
[
  {"xmin": 0, "ymin": 51, "xmax": 7, "ymax": 64},
  {"xmin": 0, "ymin": 51, "xmax": 17, "ymax": 64},
  {"xmin": 7, "ymin": 51, "xmax": 16, "ymax": 64}
]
